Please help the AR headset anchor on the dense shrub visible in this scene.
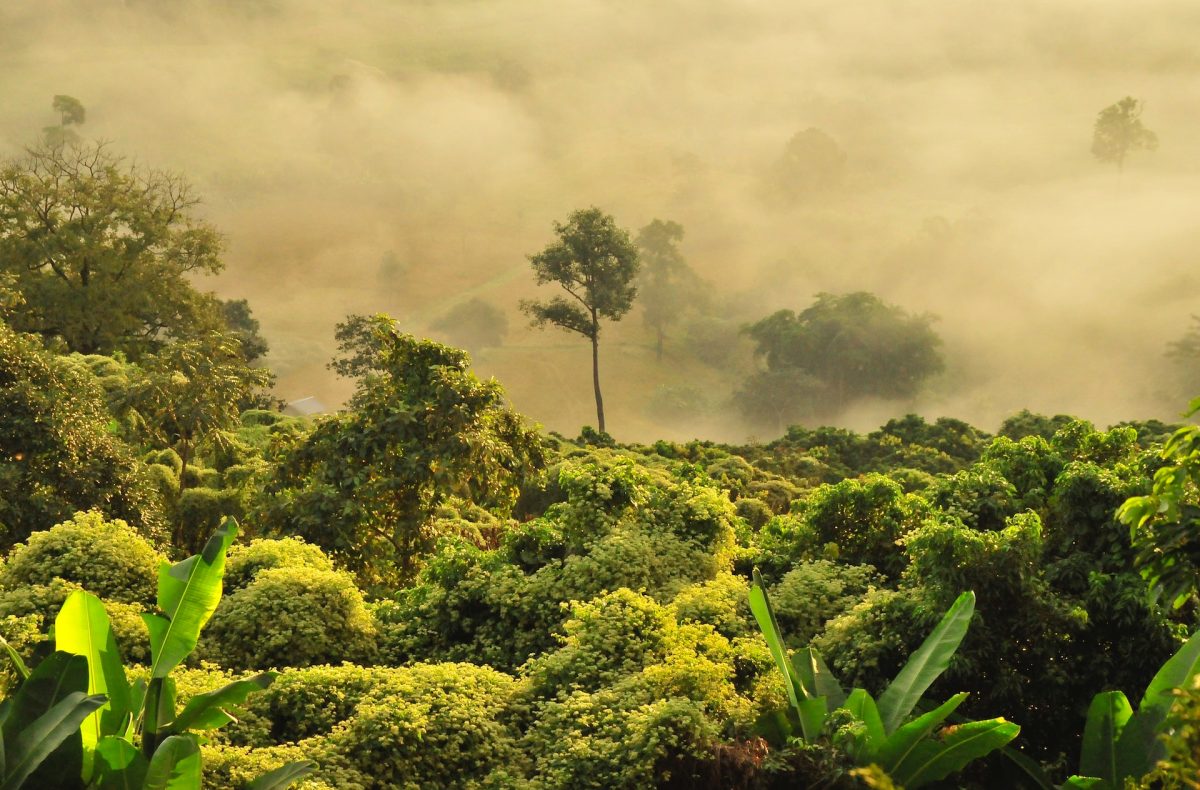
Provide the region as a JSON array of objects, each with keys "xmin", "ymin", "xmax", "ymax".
[
  {"xmin": 0, "ymin": 577, "xmax": 151, "ymax": 666},
  {"xmin": 770, "ymin": 560, "xmax": 882, "ymax": 646},
  {"xmin": 224, "ymin": 536, "xmax": 335, "ymax": 592},
  {"xmin": 669, "ymin": 573, "xmax": 752, "ymax": 639},
  {"xmin": 926, "ymin": 465, "xmax": 1020, "ymax": 531},
  {"xmin": 522, "ymin": 590, "xmax": 759, "ymax": 788},
  {"xmin": 178, "ymin": 486, "xmax": 245, "ymax": 551},
  {"xmin": 525, "ymin": 589, "xmax": 676, "ymax": 697},
  {"xmin": 734, "ymin": 497, "xmax": 773, "ymax": 529},
  {"xmin": 747, "ymin": 513, "xmax": 822, "ymax": 580},
  {"xmin": 322, "ymin": 663, "xmax": 521, "ymax": 790},
  {"xmin": 0, "ymin": 510, "xmax": 162, "ymax": 604},
  {"xmin": 380, "ymin": 461, "xmax": 739, "ymax": 672},
  {"xmin": 802, "ymin": 474, "xmax": 927, "ymax": 578},
  {"xmin": 202, "ymin": 566, "xmax": 377, "ymax": 670},
  {"xmin": 0, "ymin": 324, "xmax": 164, "ymax": 548}
]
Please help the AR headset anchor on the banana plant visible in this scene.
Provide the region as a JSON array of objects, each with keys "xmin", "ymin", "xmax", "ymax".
[
  {"xmin": 0, "ymin": 651, "xmax": 106, "ymax": 790},
  {"xmin": 1064, "ymin": 629, "xmax": 1200, "ymax": 789},
  {"xmin": 3, "ymin": 518, "xmax": 315, "ymax": 790},
  {"xmin": 749, "ymin": 569, "xmax": 1019, "ymax": 788}
]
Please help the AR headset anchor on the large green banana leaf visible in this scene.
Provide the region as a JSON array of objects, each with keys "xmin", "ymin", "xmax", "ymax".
[
  {"xmin": 889, "ymin": 717, "xmax": 1019, "ymax": 788},
  {"xmin": 55, "ymin": 590, "xmax": 132, "ymax": 776},
  {"xmin": 144, "ymin": 518, "xmax": 238, "ymax": 680},
  {"xmin": 1, "ymin": 690, "xmax": 106, "ymax": 790},
  {"xmin": 877, "ymin": 591, "xmax": 975, "ymax": 735}
]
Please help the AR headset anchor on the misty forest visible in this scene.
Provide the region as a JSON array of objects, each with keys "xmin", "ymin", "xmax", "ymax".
[{"xmin": 6, "ymin": 1, "xmax": 1200, "ymax": 789}]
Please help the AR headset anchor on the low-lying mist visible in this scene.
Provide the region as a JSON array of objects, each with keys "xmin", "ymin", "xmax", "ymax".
[{"xmin": 4, "ymin": 0, "xmax": 1199, "ymax": 440}]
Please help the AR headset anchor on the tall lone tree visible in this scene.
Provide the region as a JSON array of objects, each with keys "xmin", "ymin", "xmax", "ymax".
[
  {"xmin": 521, "ymin": 207, "xmax": 639, "ymax": 435},
  {"xmin": 635, "ymin": 219, "xmax": 703, "ymax": 362},
  {"xmin": 44, "ymin": 94, "xmax": 86, "ymax": 146},
  {"xmin": 1092, "ymin": 97, "xmax": 1157, "ymax": 173}
]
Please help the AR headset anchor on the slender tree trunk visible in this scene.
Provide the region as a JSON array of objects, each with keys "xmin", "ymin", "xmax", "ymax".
[{"xmin": 591, "ymin": 320, "xmax": 605, "ymax": 435}]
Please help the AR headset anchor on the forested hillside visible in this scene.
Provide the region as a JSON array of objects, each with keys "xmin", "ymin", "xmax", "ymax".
[
  {"xmin": 4, "ymin": 219, "xmax": 1200, "ymax": 786},
  {"xmin": 5, "ymin": 1, "xmax": 1200, "ymax": 786}
]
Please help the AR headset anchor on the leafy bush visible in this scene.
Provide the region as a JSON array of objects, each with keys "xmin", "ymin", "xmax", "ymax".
[
  {"xmin": 770, "ymin": 560, "xmax": 882, "ymax": 646},
  {"xmin": 224, "ymin": 536, "xmax": 335, "ymax": 592},
  {"xmin": 321, "ymin": 663, "xmax": 521, "ymax": 790},
  {"xmin": 525, "ymin": 589, "xmax": 676, "ymax": 697},
  {"xmin": 522, "ymin": 590, "xmax": 759, "ymax": 789},
  {"xmin": 802, "ymin": 475, "xmax": 927, "ymax": 578},
  {"xmin": 669, "ymin": 573, "xmax": 752, "ymax": 639},
  {"xmin": 202, "ymin": 566, "xmax": 377, "ymax": 670},
  {"xmin": 178, "ymin": 486, "xmax": 245, "ymax": 551},
  {"xmin": 379, "ymin": 461, "xmax": 739, "ymax": 672},
  {"xmin": 0, "ymin": 510, "xmax": 162, "ymax": 604}
]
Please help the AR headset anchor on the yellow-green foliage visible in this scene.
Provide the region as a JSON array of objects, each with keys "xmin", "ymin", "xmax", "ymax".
[
  {"xmin": 770, "ymin": 560, "xmax": 882, "ymax": 646},
  {"xmin": 324, "ymin": 663, "xmax": 521, "ymax": 790},
  {"xmin": 669, "ymin": 573, "xmax": 752, "ymax": 639},
  {"xmin": 214, "ymin": 663, "xmax": 521, "ymax": 790},
  {"xmin": 0, "ymin": 577, "xmax": 151, "ymax": 668},
  {"xmin": 203, "ymin": 743, "xmax": 350, "ymax": 790},
  {"xmin": 518, "ymin": 588, "xmax": 758, "ymax": 782},
  {"xmin": 223, "ymin": 536, "xmax": 335, "ymax": 592},
  {"xmin": 1138, "ymin": 675, "xmax": 1200, "ymax": 789},
  {"xmin": 377, "ymin": 460, "xmax": 740, "ymax": 672},
  {"xmin": 521, "ymin": 591, "xmax": 759, "ymax": 788},
  {"xmin": 201, "ymin": 566, "xmax": 377, "ymax": 670},
  {"xmin": 0, "ymin": 510, "xmax": 163, "ymax": 604}
]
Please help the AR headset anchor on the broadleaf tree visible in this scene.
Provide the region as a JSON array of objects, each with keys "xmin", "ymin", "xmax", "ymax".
[
  {"xmin": 738, "ymin": 292, "xmax": 943, "ymax": 431},
  {"xmin": 1091, "ymin": 97, "xmax": 1157, "ymax": 173},
  {"xmin": 0, "ymin": 141, "xmax": 225, "ymax": 359},
  {"xmin": 122, "ymin": 331, "xmax": 272, "ymax": 547},
  {"xmin": 521, "ymin": 207, "xmax": 639, "ymax": 435},
  {"xmin": 259, "ymin": 316, "xmax": 545, "ymax": 588},
  {"xmin": 635, "ymin": 219, "xmax": 705, "ymax": 362}
]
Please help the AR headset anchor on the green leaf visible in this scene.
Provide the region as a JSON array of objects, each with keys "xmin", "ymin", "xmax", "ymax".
[
  {"xmin": 995, "ymin": 745, "xmax": 1056, "ymax": 790},
  {"xmin": 143, "ymin": 735, "xmax": 201, "ymax": 790},
  {"xmin": 54, "ymin": 591, "xmax": 131, "ymax": 774},
  {"xmin": 1139, "ymin": 629, "xmax": 1200, "ymax": 715},
  {"xmin": 1063, "ymin": 778, "xmax": 1104, "ymax": 789},
  {"xmin": 878, "ymin": 692, "xmax": 969, "ymax": 774},
  {"xmin": 1, "ymin": 691, "xmax": 106, "ymax": 790},
  {"xmin": 170, "ymin": 672, "xmax": 276, "ymax": 732},
  {"xmin": 94, "ymin": 736, "xmax": 148, "ymax": 790},
  {"xmin": 145, "ymin": 518, "xmax": 237, "ymax": 679},
  {"xmin": 246, "ymin": 760, "xmax": 318, "ymax": 790},
  {"xmin": 796, "ymin": 696, "xmax": 829, "ymax": 743},
  {"xmin": 749, "ymin": 569, "xmax": 803, "ymax": 711},
  {"xmin": 2, "ymin": 651, "xmax": 90, "ymax": 742},
  {"xmin": 0, "ymin": 636, "xmax": 29, "ymax": 682},
  {"xmin": 792, "ymin": 648, "xmax": 846, "ymax": 708},
  {"xmin": 841, "ymin": 688, "xmax": 885, "ymax": 762},
  {"xmin": 1115, "ymin": 629, "xmax": 1200, "ymax": 778},
  {"xmin": 877, "ymin": 591, "xmax": 975, "ymax": 735},
  {"xmin": 890, "ymin": 717, "xmax": 1020, "ymax": 788},
  {"xmin": 1079, "ymin": 691, "xmax": 1132, "ymax": 784}
]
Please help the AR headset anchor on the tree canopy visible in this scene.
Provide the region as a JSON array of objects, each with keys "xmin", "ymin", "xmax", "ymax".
[
  {"xmin": 1092, "ymin": 97, "xmax": 1158, "ymax": 172},
  {"xmin": 0, "ymin": 321, "xmax": 164, "ymax": 549},
  {"xmin": 0, "ymin": 141, "xmax": 225, "ymax": 359},
  {"xmin": 259, "ymin": 316, "xmax": 545, "ymax": 588},
  {"xmin": 635, "ymin": 219, "xmax": 704, "ymax": 361},
  {"xmin": 738, "ymin": 292, "xmax": 943, "ymax": 430}
]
